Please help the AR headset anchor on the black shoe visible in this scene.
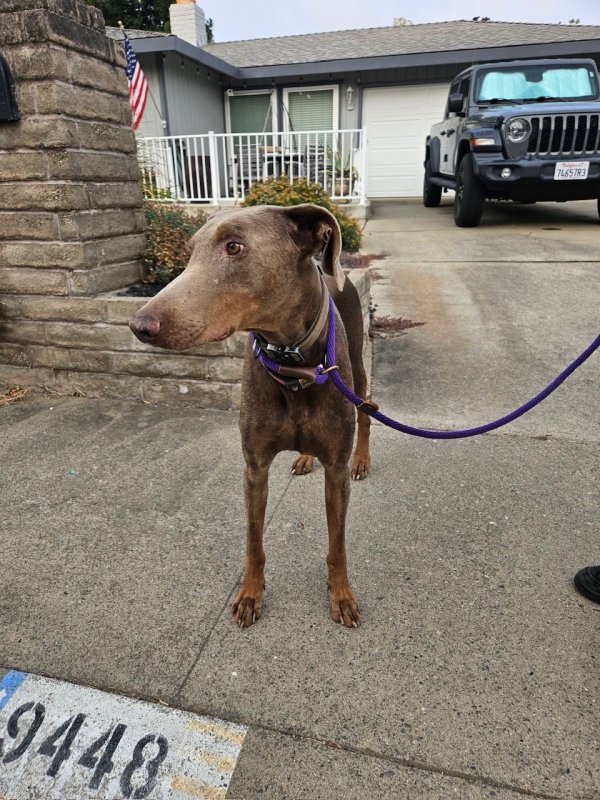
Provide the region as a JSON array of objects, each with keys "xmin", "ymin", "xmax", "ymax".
[{"xmin": 574, "ymin": 565, "xmax": 600, "ymax": 604}]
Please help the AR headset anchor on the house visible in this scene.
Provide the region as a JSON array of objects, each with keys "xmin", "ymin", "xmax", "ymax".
[{"xmin": 107, "ymin": 3, "xmax": 600, "ymax": 207}]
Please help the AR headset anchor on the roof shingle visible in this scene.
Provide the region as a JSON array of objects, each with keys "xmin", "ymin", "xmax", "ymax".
[{"xmin": 202, "ymin": 20, "xmax": 600, "ymax": 68}]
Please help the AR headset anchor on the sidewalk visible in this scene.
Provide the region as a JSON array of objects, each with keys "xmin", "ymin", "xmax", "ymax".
[{"xmin": 1, "ymin": 199, "xmax": 599, "ymax": 799}]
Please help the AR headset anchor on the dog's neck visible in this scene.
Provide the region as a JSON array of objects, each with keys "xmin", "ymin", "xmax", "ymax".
[{"xmin": 250, "ymin": 259, "xmax": 330, "ymax": 357}]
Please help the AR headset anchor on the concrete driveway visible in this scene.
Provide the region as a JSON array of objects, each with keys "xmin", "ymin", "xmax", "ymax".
[
  {"xmin": 367, "ymin": 198, "xmax": 599, "ymax": 441},
  {"xmin": 0, "ymin": 198, "xmax": 599, "ymax": 799}
]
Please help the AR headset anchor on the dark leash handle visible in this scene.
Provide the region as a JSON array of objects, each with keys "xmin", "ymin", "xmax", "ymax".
[{"xmin": 324, "ymin": 297, "xmax": 600, "ymax": 440}]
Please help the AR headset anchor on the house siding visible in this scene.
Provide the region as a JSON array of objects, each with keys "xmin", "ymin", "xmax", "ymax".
[
  {"xmin": 159, "ymin": 53, "xmax": 225, "ymax": 136},
  {"xmin": 135, "ymin": 53, "xmax": 225, "ymax": 138},
  {"xmin": 135, "ymin": 55, "xmax": 166, "ymax": 139},
  {"xmin": 362, "ymin": 63, "xmax": 469, "ymax": 86}
]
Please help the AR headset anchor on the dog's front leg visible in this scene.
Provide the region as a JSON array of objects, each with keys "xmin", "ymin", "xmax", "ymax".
[
  {"xmin": 233, "ymin": 461, "xmax": 270, "ymax": 627},
  {"xmin": 324, "ymin": 464, "xmax": 361, "ymax": 627}
]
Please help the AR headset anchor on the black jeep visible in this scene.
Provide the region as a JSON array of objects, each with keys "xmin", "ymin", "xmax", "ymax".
[{"xmin": 424, "ymin": 58, "xmax": 600, "ymax": 226}]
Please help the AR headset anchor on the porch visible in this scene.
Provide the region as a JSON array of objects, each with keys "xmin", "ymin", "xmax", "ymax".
[{"xmin": 136, "ymin": 128, "xmax": 367, "ymax": 207}]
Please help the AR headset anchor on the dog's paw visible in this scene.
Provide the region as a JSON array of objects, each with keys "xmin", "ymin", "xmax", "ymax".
[
  {"xmin": 351, "ymin": 455, "xmax": 370, "ymax": 481},
  {"xmin": 290, "ymin": 454, "xmax": 315, "ymax": 475},
  {"xmin": 328, "ymin": 583, "xmax": 361, "ymax": 628},
  {"xmin": 232, "ymin": 582, "xmax": 264, "ymax": 628}
]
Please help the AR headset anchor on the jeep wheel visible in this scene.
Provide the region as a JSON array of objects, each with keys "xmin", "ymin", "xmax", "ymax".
[
  {"xmin": 454, "ymin": 154, "xmax": 486, "ymax": 227},
  {"xmin": 423, "ymin": 161, "xmax": 442, "ymax": 207}
]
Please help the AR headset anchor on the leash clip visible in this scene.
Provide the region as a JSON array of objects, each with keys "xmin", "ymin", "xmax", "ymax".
[
  {"xmin": 252, "ymin": 335, "xmax": 304, "ymax": 365},
  {"xmin": 357, "ymin": 399, "xmax": 379, "ymax": 416},
  {"xmin": 263, "ymin": 341, "xmax": 305, "ymax": 365},
  {"xmin": 276, "ymin": 345, "xmax": 305, "ymax": 365}
]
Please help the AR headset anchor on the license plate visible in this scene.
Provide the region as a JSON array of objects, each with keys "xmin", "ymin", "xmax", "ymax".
[{"xmin": 554, "ymin": 161, "xmax": 589, "ymax": 180}]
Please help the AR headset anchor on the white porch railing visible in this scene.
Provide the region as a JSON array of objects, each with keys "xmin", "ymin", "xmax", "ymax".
[{"xmin": 136, "ymin": 129, "xmax": 367, "ymax": 205}]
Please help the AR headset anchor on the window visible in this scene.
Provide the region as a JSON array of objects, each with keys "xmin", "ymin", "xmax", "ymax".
[
  {"xmin": 475, "ymin": 65, "xmax": 598, "ymax": 103},
  {"xmin": 458, "ymin": 77, "xmax": 470, "ymax": 111},
  {"xmin": 446, "ymin": 78, "xmax": 470, "ymax": 118},
  {"xmin": 445, "ymin": 80, "xmax": 459, "ymax": 119},
  {"xmin": 225, "ymin": 90, "xmax": 278, "ymax": 189},
  {"xmin": 283, "ymin": 87, "xmax": 337, "ymax": 132},
  {"xmin": 226, "ymin": 90, "xmax": 276, "ymax": 135}
]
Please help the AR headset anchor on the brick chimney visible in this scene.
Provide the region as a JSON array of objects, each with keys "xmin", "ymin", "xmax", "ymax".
[{"xmin": 169, "ymin": 0, "xmax": 207, "ymax": 48}]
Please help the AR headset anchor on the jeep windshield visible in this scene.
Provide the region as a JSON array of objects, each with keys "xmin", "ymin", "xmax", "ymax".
[{"xmin": 474, "ymin": 64, "xmax": 599, "ymax": 104}]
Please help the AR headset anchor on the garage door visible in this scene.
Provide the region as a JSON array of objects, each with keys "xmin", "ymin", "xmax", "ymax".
[{"xmin": 363, "ymin": 83, "xmax": 450, "ymax": 198}]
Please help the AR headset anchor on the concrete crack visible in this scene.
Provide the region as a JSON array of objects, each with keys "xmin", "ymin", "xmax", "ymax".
[
  {"xmin": 237, "ymin": 718, "xmax": 570, "ymax": 800},
  {"xmin": 173, "ymin": 473, "xmax": 295, "ymax": 700}
]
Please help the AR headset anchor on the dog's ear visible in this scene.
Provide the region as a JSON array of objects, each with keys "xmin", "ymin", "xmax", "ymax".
[{"xmin": 284, "ymin": 204, "xmax": 345, "ymax": 291}]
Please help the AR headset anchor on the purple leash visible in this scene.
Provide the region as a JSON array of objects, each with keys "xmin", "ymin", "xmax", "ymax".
[{"xmin": 322, "ymin": 296, "xmax": 600, "ymax": 440}]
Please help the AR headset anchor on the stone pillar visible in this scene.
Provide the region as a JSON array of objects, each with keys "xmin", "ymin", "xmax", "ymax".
[{"xmin": 0, "ymin": 0, "xmax": 146, "ymax": 299}]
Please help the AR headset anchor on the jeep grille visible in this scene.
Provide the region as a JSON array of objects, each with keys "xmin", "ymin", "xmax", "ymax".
[{"xmin": 526, "ymin": 114, "xmax": 600, "ymax": 157}]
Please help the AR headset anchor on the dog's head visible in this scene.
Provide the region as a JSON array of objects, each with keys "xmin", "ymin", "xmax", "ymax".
[{"xmin": 129, "ymin": 203, "xmax": 344, "ymax": 350}]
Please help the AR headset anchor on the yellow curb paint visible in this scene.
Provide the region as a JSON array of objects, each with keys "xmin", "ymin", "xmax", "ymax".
[
  {"xmin": 171, "ymin": 774, "xmax": 228, "ymax": 799},
  {"xmin": 187, "ymin": 718, "xmax": 247, "ymax": 746},
  {"xmin": 193, "ymin": 750, "xmax": 237, "ymax": 773}
]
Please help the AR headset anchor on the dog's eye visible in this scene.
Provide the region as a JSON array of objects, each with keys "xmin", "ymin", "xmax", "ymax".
[{"xmin": 225, "ymin": 241, "xmax": 243, "ymax": 256}]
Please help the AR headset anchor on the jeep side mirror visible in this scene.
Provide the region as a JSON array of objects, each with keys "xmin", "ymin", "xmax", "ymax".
[{"xmin": 448, "ymin": 93, "xmax": 464, "ymax": 114}]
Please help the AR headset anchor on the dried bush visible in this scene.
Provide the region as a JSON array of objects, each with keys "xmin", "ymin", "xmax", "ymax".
[{"xmin": 142, "ymin": 202, "xmax": 207, "ymax": 285}]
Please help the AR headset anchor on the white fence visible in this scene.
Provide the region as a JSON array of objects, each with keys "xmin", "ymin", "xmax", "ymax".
[{"xmin": 136, "ymin": 129, "xmax": 367, "ymax": 205}]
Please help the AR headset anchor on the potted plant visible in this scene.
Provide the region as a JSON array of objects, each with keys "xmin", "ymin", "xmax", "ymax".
[{"xmin": 323, "ymin": 146, "xmax": 359, "ymax": 196}]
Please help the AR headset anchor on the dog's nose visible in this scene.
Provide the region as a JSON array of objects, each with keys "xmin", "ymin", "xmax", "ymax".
[{"xmin": 130, "ymin": 313, "xmax": 161, "ymax": 342}]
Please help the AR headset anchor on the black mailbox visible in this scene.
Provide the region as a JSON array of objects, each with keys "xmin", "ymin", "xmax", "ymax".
[{"xmin": 0, "ymin": 55, "xmax": 19, "ymax": 122}]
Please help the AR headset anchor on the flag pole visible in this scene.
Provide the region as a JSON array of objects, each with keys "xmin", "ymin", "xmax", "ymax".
[{"xmin": 118, "ymin": 20, "xmax": 167, "ymax": 131}]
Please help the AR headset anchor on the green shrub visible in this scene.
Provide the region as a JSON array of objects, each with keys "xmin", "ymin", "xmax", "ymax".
[
  {"xmin": 142, "ymin": 202, "xmax": 207, "ymax": 285},
  {"xmin": 241, "ymin": 177, "xmax": 362, "ymax": 252}
]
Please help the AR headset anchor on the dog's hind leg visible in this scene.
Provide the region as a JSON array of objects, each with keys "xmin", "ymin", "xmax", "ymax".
[
  {"xmin": 233, "ymin": 458, "xmax": 271, "ymax": 627},
  {"xmin": 351, "ymin": 393, "xmax": 372, "ymax": 480},
  {"xmin": 290, "ymin": 454, "xmax": 315, "ymax": 475},
  {"xmin": 349, "ymin": 347, "xmax": 372, "ymax": 481},
  {"xmin": 324, "ymin": 462, "xmax": 361, "ymax": 627},
  {"xmin": 334, "ymin": 279, "xmax": 373, "ymax": 481}
]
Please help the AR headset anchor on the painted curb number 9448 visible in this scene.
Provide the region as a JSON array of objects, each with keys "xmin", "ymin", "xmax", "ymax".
[{"xmin": 0, "ymin": 701, "xmax": 168, "ymax": 797}]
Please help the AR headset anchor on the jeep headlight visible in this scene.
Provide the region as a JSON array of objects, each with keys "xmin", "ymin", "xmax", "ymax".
[{"xmin": 506, "ymin": 117, "xmax": 531, "ymax": 143}]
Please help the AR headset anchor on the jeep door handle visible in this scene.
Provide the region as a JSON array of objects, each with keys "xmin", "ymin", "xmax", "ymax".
[{"xmin": 445, "ymin": 128, "xmax": 456, "ymax": 136}]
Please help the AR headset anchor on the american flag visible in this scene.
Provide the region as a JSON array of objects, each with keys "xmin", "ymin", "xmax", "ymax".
[{"xmin": 123, "ymin": 31, "xmax": 149, "ymax": 131}]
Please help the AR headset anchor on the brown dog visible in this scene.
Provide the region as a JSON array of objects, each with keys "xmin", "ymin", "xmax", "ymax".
[{"xmin": 130, "ymin": 204, "xmax": 372, "ymax": 628}]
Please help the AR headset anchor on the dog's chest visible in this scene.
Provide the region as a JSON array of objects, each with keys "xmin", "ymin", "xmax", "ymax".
[{"xmin": 261, "ymin": 388, "xmax": 352, "ymax": 454}]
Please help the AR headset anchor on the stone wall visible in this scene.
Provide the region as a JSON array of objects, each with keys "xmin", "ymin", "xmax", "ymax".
[
  {"xmin": 0, "ymin": 270, "xmax": 370, "ymax": 408},
  {"xmin": 0, "ymin": 0, "xmax": 371, "ymax": 408},
  {"xmin": 0, "ymin": 0, "xmax": 146, "ymax": 297}
]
